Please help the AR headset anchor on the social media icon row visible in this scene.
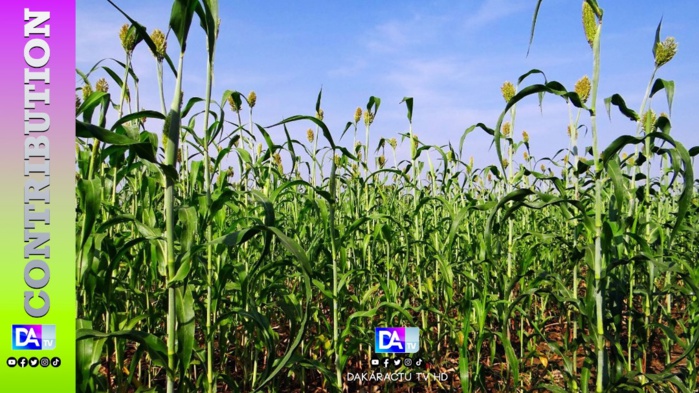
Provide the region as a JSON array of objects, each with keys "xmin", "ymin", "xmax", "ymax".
[
  {"xmin": 370, "ymin": 356, "xmax": 425, "ymax": 368},
  {"xmin": 7, "ymin": 356, "xmax": 60, "ymax": 368}
]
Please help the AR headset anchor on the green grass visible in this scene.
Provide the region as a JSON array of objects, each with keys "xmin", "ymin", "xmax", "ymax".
[{"xmin": 75, "ymin": 1, "xmax": 699, "ymax": 392}]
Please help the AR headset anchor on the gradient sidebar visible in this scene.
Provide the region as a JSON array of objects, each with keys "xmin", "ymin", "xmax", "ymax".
[{"xmin": 0, "ymin": 2, "xmax": 76, "ymax": 392}]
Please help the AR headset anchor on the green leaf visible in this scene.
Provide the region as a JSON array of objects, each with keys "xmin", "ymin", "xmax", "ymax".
[
  {"xmin": 494, "ymin": 80, "xmax": 590, "ymax": 176},
  {"xmin": 366, "ymin": 95, "xmax": 381, "ymax": 116},
  {"xmin": 176, "ymin": 285, "xmax": 195, "ymax": 374},
  {"xmin": 526, "ymin": 0, "xmax": 543, "ymax": 56},
  {"xmin": 177, "ymin": 206, "xmax": 198, "ymax": 251},
  {"xmin": 649, "ymin": 78, "xmax": 674, "ymax": 116},
  {"xmin": 77, "ymin": 329, "xmax": 173, "ymax": 378},
  {"xmin": 77, "ymin": 91, "xmax": 109, "ymax": 118},
  {"xmin": 169, "ymin": 0, "xmax": 199, "ymax": 52},
  {"xmin": 76, "ymin": 319, "xmax": 104, "ymax": 392},
  {"xmin": 604, "ymin": 93, "xmax": 639, "ymax": 122},
  {"xmin": 601, "ymin": 132, "xmax": 693, "ymax": 245},
  {"xmin": 268, "ymin": 115, "xmax": 335, "ymax": 150},
  {"xmin": 111, "ymin": 110, "xmax": 166, "ymax": 131},
  {"xmin": 400, "ymin": 96, "xmax": 413, "ymax": 123},
  {"xmin": 315, "ymin": 87, "xmax": 323, "ymax": 115},
  {"xmin": 196, "ymin": 0, "xmax": 220, "ymax": 62},
  {"xmin": 106, "ymin": 0, "xmax": 178, "ymax": 76},
  {"xmin": 181, "ymin": 97, "xmax": 204, "ymax": 119},
  {"xmin": 77, "ymin": 178, "xmax": 102, "ymax": 251},
  {"xmin": 653, "ymin": 17, "xmax": 663, "ymax": 58},
  {"xmin": 78, "ymin": 120, "xmax": 142, "ymax": 145}
]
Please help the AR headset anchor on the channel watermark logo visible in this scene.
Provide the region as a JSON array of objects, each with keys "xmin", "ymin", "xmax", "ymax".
[
  {"xmin": 12, "ymin": 324, "xmax": 56, "ymax": 350},
  {"xmin": 375, "ymin": 327, "xmax": 419, "ymax": 353}
]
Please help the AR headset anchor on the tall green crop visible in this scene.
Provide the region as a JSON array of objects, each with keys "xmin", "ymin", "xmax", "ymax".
[{"xmin": 74, "ymin": 1, "xmax": 698, "ymax": 392}]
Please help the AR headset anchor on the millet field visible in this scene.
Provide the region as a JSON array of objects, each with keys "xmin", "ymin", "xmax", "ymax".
[{"xmin": 75, "ymin": 1, "xmax": 699, "ymax": 392}]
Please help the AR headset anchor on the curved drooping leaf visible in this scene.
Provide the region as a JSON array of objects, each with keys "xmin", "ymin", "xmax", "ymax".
[
  {"xmin": 169, "ymin": 0, "xmax": 199, "ymax": 52},
  {"xmin": 77, "ymin": 121, "xmax": 157, "ymax": 164},
  {"xmin": 600, "ymin": 132, "xmax": 693, "ymax": 245},
  {"xmin": 106, "ymin": 0, "xmax": 177, "ymax": 76},
  {"xmin": 649, "ymin": 79, "xmax": 674, "ymax": 116},
  {"xmin": 76, "ymin": 329, "xmax": 172, "ymax": 378},
  {"xmin": 604, "ymin": 93, "xmax": 639, "ymax": 122}
]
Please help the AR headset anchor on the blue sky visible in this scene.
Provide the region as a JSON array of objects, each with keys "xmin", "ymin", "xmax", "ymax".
[{"xmin": 77, "ymin": 1, "xmax": 699, "ymax": 173}]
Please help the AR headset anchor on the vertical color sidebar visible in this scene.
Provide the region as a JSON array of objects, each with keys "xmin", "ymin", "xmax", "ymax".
[{"xmin": 0, "ymin": 2, "xmax": 75, "ymax": 392}]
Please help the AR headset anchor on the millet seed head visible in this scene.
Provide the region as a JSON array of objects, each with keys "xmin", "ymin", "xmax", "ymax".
[
  {"xmin": 502, "ymin": 122, "xmax": 511, "ymax": 137},
  {"xmin": 161, "ymin": 114, "xmax": 171, "ymax": 149},
  {"xmin": 334, "ymin": 154, "xmax": 341, "ymax": 166},
  {"xmin": 522, "ymin": 130, "xmax": 529, "ymax": 143},
  {"xmin": 502, "ymin": 159, "xmax": 509, "ymax": 169},
  {"xmin": 75, "ymin": 95, "xmax": 81, "ymax": 111},
  {"xmin": 364, "ymin": 110, "xmax": 374, "ymax": 127},
  {"xmin": 469, "ymin": 156, "xmax": 474, "ymax": 167},
  {"xmin": 119, "ymin": 24, "xmax": 135, "ymax": 53},
  {"xmin": 655, "ymin": 37, "xmax": 678, "ymax": 68},
  {"xmin": 306, "ymin": 128, "xmax": 314, "ymax": 143},
  {"xmin": 582, "ymin": 1, "xmax": 598, "ymax": 48},
  {"xmin": 388, "ymin": 137, "xmax": 397, "ymax": 150},
  {"xmin": 248, "ymin": 91, "xmax": 257, "ymax": 108},
  {"xmin": 378, "ymin": 155, "xmax": 386, "ymax": 168},
  {"xmin": 575, "ymin": 75, "xmax": 591, "ymax": 103},
  {"xmin": 354, "ymin": 107, "xmax": 362, "ymax": 124},
  {"xmin": 567, "ymin": 125, "xmax": 578, "ymax": 139},
  {"xmin": 540, "ymin": 164, "xmax": 546, "ymax": 172},
  {"xmin": 119, "ymin": 23, "xmax": 133, "ymax": 52},
  {"xmin": 256, "ymin": 143, "xmax": 262, "ymax": 156},
  {"xmin": 273, "ymin": 153, "xmax": 282, "ymax": 167},
  {"xmin": 82, "ymin": 83, "xmax": 93, "ymax": 99},
  {"xmin": 150, "ymin": 29, "xmax": 167, "ymax": 61},
  {"xmin": 316, "ymin": 108, "xmax": 324, "ymax": 121},
  {"xmin": 643, "ymin": 110, "xmax": 657, "ymax": 134},
  {"xmin": 227, "ymin": 94, "xmax": 240, "ymax": 112},
  {"xmin": 523, "ymin": 151, "xmax": 529, "ymax": 161},
  {"xmin": 501, "ymin": 81, "xmax": 515, "ymax": 103},
  {"xmin": 95, "ymin": 78, "xmax": 109, "ymax": 93}
]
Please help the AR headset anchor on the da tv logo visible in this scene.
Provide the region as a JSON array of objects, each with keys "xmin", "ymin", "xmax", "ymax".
[
  {"xmin": 12, "ymin": 325, "xmax": 56, "ymax": 350},
  {"xmin": 375, "ymin": 327, "xmax": 419, "ymax": 353}
]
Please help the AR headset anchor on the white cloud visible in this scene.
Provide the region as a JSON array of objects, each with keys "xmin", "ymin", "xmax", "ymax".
[{"xmin": 464, "ymin": 0, "xmax": 530, "ymax": 29}]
